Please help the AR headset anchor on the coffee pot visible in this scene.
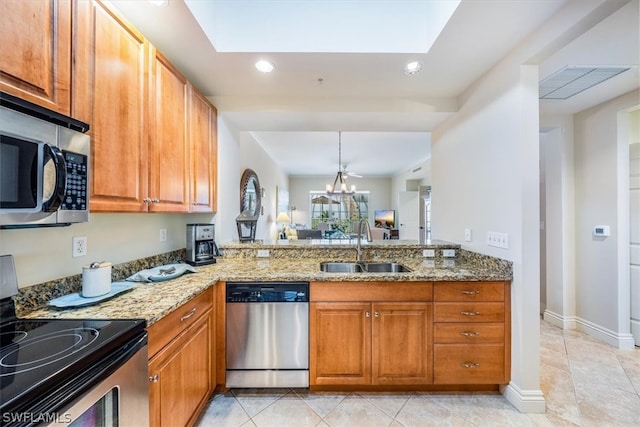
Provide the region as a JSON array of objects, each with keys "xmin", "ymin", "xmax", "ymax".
[{"xmin": 186, "ymin": 224, "xmax": 220, "ymax": 266}]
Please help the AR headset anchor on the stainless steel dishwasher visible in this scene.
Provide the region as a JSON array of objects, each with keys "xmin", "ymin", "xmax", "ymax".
[{"xmin": 226, "ymin": 282, "xmax": 309, "ymax": 388}]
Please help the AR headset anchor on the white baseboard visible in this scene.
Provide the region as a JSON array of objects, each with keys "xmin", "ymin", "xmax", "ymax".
[
  {"xmin": 502, "ymin": 383, "xmax": 546, "ymax": 414},
  {"xmin": 543, "ymin": 310, "xmax": 636, "ymax": 349},
  {"xmin": 543, "ymin": 310, "xmax": 577, "ymax": 329}
]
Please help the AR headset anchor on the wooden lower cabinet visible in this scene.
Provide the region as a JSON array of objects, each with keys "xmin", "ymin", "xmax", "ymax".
[
  {"xmin": 433, "ymin": 281, "xmax": 511, "ymax": 385},
  {"xmin": 310, "ymin": 282, "xmax": 433, "ymax": 387},
  {"xmin": 147, "ymin": 290, "xmax": 215, "ymax": 427}
]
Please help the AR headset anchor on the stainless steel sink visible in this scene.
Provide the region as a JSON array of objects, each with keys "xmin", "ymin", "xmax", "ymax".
[{"xmin": 320, "ymin": 262, "xmax": 412, "ymax": 273}]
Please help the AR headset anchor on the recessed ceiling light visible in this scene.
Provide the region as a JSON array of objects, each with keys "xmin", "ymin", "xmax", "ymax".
[
  {"xmin": 147, "ymin": 0, "xmax": 167, "ymax": 6},
  {"xmin": 255, "ymin": 60, "xmax": 275, "ymax": 73},
  {"xmin": 404, "ymin": 61, "xmax": 423, "ymax": 75}
]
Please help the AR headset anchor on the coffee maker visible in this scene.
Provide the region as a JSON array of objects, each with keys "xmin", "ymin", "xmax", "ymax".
[{"xmin": 185, "ymin": 223, "xmax": 220, "ymax": 266}]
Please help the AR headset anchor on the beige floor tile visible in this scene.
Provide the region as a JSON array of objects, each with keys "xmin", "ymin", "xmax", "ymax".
[
  {"xmin": 394, "ymin": 395, "xmax": 466, "ymax": 427},
  {"xmin": 539, "ymin": 364, "xmax": 580, "ymax": 425},
  {"xmin": 460, "ymin": 395, "xmax": 536, "ymax": 426},
  {"xmin": 251, "ymin": 392, "xmax": 322, "ymax": 427},
  {"xmin": 574, "ymin": 381, "xmax": 640, "ymax": 427},
  {"xmin": 323, "ymin": 394, "xmax": 395, "ymax": 427},
  {"xmin": 617, "ymin": 350, "xmax": 640, "ymax": 394},
  {"xmin": 293, "ymin": 390, "xmax": 350, "ymax": 417},
  {"xmin": 233, "ymin": 388, "xmax": 289, "ymax": 418},
  {"xmin": 198, "ymin": 392, "xmax": 251, "ymax": 427},
  {"xmin": 356, "ymin": 391, "xmax": 413, "ymax": 418}
]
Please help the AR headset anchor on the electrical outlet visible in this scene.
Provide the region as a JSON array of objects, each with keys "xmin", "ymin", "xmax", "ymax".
[
  {"xmin": 72, "ymin": 236, "xmax": 87, "ymax": 257},
  {"xmin": 159, "ymin": 229, "xmax": 167, "ymax": 242},
  {"xmin": 257, "ymin": 249, "xmax": 270, "ymax": 258},
  {"xmin": 442, "ymin": 249, "xmax": 456, "ymax": 258},
  {"xmin": 422, "ymin": 249, "xmax": 435, "ymax": 258}
]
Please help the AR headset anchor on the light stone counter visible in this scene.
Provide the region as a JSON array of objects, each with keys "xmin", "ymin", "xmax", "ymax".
[{"xmin": 22, "ymin": 253, "xmax": 511, "ymax": 326}]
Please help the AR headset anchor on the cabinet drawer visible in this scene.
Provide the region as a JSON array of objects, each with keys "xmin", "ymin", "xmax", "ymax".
[
  {"xmin": 434, "ymin": 323, "xmax": 504, "ymax": 344},
  {"xmin": 434, "ymin": 282, "xmax": 505, "ymax": 302},
  {"xmin": 311, "ymin": 281, "xmax": 432, "ymax": 302},
  {"xmin": 147, "ymin": 289, "xmax": 213, "ymax": 358},
  {"xmin": 434, "ymin": 344, "xmax": 506, "ymax": 384},
  {"xmin": 434, "ymin": 302, "xmax": 505, "ymax": 323}
]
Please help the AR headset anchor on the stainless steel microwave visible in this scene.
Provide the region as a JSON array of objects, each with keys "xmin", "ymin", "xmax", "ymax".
[{"xmin": 0, "ymin": 92, "xmax": 90, "ymax": 228}]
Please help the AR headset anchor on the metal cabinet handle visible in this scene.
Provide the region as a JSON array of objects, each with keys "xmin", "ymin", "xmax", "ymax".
[
  {"xmin": 461, "ymin": 290, "xmax": 480, "ymax": 295},
  {"xmin": 152, "ymin": 198, "xmax": 160, "ymax": 203},
  {"xmin": 180, "ymin": 308, "xmax": 197, "ymax": 322},
  {"xmin": 149, "ymin": 374, "xmax": 159, "ymax": 383},
  {"xmin": 460, "ymin": 311, "xmax": 480, "ymax": 316},
  {"xmin": 365, "ymin": 312, "xmax": 370, "ymax": 318},
  {"xmin": 374, "ymin": 312, "xmax": 379, "ymax": 318},
  {"xmin": 460, "ymin": 362, "xmax": 480, "ymax": 369},
  {"xmin": 143, "ymin": 197, "xmax": 152, "ymax": 203},
  {"xmin": 460, "ymin": 331, "xmax": 480, "ymax": 337}
]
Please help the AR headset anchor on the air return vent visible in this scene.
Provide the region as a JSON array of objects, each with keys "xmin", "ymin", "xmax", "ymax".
[{"xmin": 539, "ymin": 66, "xmax": 630, "ymax": 100}]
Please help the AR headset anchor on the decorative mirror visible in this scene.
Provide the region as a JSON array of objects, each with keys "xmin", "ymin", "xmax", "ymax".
[{"xmin": 240, "ymin": 169, "xmax": 262, "ymax": 217}]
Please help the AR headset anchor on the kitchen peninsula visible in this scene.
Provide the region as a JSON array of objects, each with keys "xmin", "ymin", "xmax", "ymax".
[{"xmin": 17, "ymin": 240, "xmax": 512, "ymax": 426}]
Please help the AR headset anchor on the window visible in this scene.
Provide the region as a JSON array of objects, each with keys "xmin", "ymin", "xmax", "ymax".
[{"xmin": 309, "ymin": 191, "xmax": 369, "ymax": 236}]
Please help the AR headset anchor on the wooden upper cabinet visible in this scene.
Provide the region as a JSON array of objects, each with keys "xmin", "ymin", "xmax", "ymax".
[
  {"xmin": 148, "ymin": 48, "xmax": 189, "ymax": 212},
  {"xmin": 73, "ymin": 0, "xmax": 149, "ymax": 212},
  {"xmin": 0, "ymin": 0, "xmax": 71, "ymax": 114},
  {"xmin": 190, "ymin": 89, "xmax": 217, "ymax": 213}
]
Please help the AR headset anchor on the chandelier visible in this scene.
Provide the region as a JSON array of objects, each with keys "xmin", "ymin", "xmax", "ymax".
[{"xmin": 326, "ymin": 132, "xmax": 355, "ymax": 196}]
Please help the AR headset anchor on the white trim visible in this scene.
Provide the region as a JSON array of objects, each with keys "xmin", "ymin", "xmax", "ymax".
[
  {"xmin": 502, "ymin": 382, "xmax": 546, "ymax": 414},
  {"xmin": 576, "ymin": 317, "xmax": 636, "ymax": 349},
  {"xmin": 543, "ymin": 310, "xmax": 636, "ymax": 349},
  {"xmin": 543, "ymin": 310, "xmax": 577, "ymax": 329}
]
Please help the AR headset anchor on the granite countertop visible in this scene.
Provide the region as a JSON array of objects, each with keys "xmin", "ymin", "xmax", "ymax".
[{"xmin": 22, "ymin": 254, "xmax": 511, "ymax": 326}]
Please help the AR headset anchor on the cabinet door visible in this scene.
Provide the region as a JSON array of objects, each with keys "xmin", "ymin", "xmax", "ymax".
[
  {"xmin": 190, "ymin": 89, "xmax": 217, "ymax": 213},
  {"xmin": 148, "ymin": 48, "xmax": 189, "ymax": 212},
  {"xmin": 0, "ymin": 0, "xmax": 71, "ymax": 114},
  {"xmin": 73, "ymin": 0, "xmax": 149, "ymax": 212},
  {"xmin": 372, "ymin": 302, "xmax": 433, "ymax": 385},
  {"xmin": 149, "ymin": 312, "xmax": 213, "ymax": 427},
  {"xmin": 310, "ymin": 302, "xmax": 371, "ymax": 386}
]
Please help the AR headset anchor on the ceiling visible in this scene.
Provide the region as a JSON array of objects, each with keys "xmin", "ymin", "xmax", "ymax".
[{"xmin": 111, "ymin": 0, "xmax": 640, "ymax": 178}]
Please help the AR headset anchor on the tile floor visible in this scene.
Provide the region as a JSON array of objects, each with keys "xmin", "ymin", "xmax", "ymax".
[{"xmin": 197, "ymin": 321, "xmax": 640, "ymax": 426}]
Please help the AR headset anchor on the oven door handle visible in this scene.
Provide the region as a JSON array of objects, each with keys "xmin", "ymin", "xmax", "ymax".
[{"xmin": 41, "ymin": 144, "xmax": 67, "ymax": 212}]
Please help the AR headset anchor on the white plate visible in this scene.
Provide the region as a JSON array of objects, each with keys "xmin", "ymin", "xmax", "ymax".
[{"xmin": 48, "ymin": 282, "xmax": 134, "ymax": 308}]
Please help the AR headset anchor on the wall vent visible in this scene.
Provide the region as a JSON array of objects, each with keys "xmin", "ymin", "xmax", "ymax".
[{"xmin": 539, "ymin": 66, "xmax": 629, "ymax": 100}]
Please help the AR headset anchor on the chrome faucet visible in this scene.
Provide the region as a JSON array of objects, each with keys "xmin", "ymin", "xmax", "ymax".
[{"xmin": 355, "ymin": 218, "xmax": 372, "ymax": 262}]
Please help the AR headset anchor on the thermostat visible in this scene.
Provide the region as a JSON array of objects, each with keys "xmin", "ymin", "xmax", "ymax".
[{"xmin": 593, "ymin": 225, "xmax": 610, "ymax": 237}]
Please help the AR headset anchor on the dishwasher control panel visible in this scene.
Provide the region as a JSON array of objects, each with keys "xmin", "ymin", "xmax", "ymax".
[{"xmin": 226, "ymin": 282, "xmax": 309, "ymax": 302}]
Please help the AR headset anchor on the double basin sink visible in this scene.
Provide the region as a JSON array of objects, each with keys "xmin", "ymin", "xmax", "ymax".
[{"xmin": 320, "ymin": 262, "xmax": 412, "ymax": 273}]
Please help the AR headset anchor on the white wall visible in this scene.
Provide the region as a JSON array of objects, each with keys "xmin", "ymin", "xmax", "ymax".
[
  {"xmin": 0, "ymin": 212, "xmax": 213, "ymax": 288},
  {"xmin": 539, "ymin": 116, "xmax": 576, "ymax": 329},
  {"xmin": 572, "ymin": 90, "xmax": 638, "ymax": 348},
  {"xmin": 432, "ymin": 63, "xmax": 543, "ymax": 412},
  {"xmin": 239, "ymin": 132, "xmax": 289, "ymax": 242},
  {"xmin": 289, "ymin": 176, "xmax": 392, "ymax": 226},
  {"xmin": 215, "ymin": 117, "xmax": 289, "ymax": 243}
]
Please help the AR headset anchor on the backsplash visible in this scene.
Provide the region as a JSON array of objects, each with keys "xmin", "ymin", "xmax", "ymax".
[{"xmin": 14, "ymin": 249, "xmax": 185, "ymax": 316}]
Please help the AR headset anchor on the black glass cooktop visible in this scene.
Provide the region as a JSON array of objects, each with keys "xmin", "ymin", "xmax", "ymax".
[{"xmin": 0, "ymin": 317, "xmax": 146, "ymax": 415}]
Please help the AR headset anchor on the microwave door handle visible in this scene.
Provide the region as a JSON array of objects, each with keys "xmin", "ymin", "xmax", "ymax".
[{"xmin": 41, "ymin": 144, "xmax": 66, "ymax": 212}]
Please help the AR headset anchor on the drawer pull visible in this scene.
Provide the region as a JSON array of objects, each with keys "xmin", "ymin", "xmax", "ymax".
[
  {"xmin": 180, "ymin": 308, "xmax": 197, "ymax": 322},
  {"xmin": 461, "ymin": 290, "xmax": 480, "ymax": 295},
  {"xmin": 460, "ymin": 362, "xmax": 480, "ymax": 369},
  {"xmin": 460, "ymin": 311, "xmax": 480, "ymax": 316},
  {"xmin": 460, "ymin": 331, "xmax": 480, "ymax": 337},
  {"xmin": 149, "ymin": 374, "xmax": 159, "ymax": 383}
]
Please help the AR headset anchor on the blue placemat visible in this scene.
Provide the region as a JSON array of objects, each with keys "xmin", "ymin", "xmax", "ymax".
[{"xmin": 48, "ymin": 282, "xmax": 135, "ymax": 308}]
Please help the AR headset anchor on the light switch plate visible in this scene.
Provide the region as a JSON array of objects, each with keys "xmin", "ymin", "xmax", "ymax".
[{"xmin": 487, "ymin": 231, "xmax": 509, "ymax": 249}]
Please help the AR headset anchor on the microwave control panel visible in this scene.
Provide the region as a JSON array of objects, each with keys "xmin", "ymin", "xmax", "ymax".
[{"xmin": 61, "ymin": 151, "xmax": 88, "ymax": 211}]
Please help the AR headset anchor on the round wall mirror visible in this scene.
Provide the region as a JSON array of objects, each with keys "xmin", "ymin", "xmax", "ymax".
[{"xmin": 240, "ymin": 169, "xmax": 261, "ymax": 217}]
